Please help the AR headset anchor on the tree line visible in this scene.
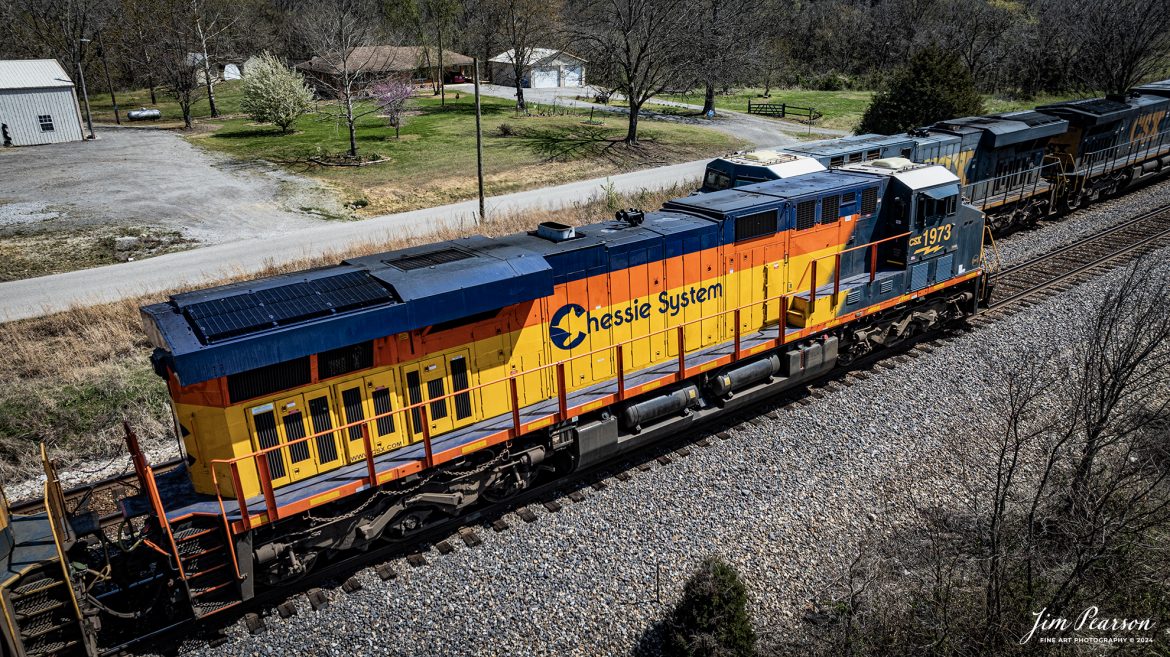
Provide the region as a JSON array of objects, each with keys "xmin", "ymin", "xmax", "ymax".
[{"xmin": 0, "ymin": 0, "xmax": 1167, "ymax": 144}]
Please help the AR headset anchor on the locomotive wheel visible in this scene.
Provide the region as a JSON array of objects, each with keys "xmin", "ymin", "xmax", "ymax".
[{"xmin": 385, "ymin": 508, "xmax": 435, "ymax": 540}]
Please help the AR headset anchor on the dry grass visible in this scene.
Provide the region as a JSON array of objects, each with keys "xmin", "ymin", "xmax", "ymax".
[{"xmin": 0, "ymin": 182, "xmax": 696, "ymax": 481}]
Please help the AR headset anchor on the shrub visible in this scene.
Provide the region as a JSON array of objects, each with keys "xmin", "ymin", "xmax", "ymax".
[
  {"xmin": 664, "ymin": 557, "xmax": 756, "ymax": 657},
  {"xmin": 496, "ymin": 123, "xmax": 516, "ymax": 137},
  {"xmin": 240, "ymin": 53, "xmax": 314, "ymax": 133},
  {"xmin": 858, "ymin": 46, "xmax": 983, "ymax": 135}
]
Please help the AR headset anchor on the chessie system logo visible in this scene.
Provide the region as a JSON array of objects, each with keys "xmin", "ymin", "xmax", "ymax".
[{"xmin": 548, "ymin": 283, "xmax": 723, "ymax": 350}]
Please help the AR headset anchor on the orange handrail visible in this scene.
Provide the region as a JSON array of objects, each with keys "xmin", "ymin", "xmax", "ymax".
[{"xmin": 207, "ymin": 228, "xmax": 939, "ymax": 524}]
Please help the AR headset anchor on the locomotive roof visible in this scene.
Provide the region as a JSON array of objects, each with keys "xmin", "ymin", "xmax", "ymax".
[
  {"xmin": 1136, "ymin": 78, "xmax": 1170, "ymax": 98},
  {"xmin": 664, "ymin": 170, "xmax": 879, "ymax": 218},
  {"xmin": 930, "ymin": 111, "xmax": 1068, "ymax": 147},
  {"xmin": 144, "ymin": 210, "xmax": 724, "ymax": 386},
  {"xmin": 785, "ymin": 133, "xmax": 914, "ymax": 157},
  {"xmin": 1035, "ymin": 94, "xmax": 1167, "ymax": 125}
]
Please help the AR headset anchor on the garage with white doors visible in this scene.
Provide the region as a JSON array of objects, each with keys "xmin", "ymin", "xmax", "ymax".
[{"xmin": 488, "ymin": 49, "xmax": 587, "ymax": 89}]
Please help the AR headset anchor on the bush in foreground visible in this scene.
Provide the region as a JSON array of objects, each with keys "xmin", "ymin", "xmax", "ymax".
[{"xmin": 665, "ymin": 557, "xmax": 756, "ymax": 657}]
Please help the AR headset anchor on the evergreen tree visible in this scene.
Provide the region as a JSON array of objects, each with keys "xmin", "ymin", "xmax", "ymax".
[
  {"xmin": 665, "ymin": 557, "xmax": 756, "ymax": 657},
  {"xmin": 858, "ymin": 45, "xmax": 983, "ymax": 135}
]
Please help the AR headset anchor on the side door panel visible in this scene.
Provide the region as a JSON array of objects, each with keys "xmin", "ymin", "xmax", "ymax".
[
  {"xmin": 303, "ymin": 386, "xmax": 342, "ymax": 472},
  {"xmin": 274, "ymin": 393, "xmax": 317, "ymax": 483},
  {"xmin": 365, "ymin": 371, "xmax": 407, "ymax": 454}
]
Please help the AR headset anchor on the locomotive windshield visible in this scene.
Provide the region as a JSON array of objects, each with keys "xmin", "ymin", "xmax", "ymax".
[{"xmin": 703, "ymin": 166, "xmax": 733, "ymax": 191}]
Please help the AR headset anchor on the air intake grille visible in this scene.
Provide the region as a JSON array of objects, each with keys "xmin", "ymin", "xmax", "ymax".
[
  {"xmin": 386, "ymin": 247, "xmax": 473, "ymax": 271},
  {"xmin": 821, "ymin": 195, "xmax": 840, "ymax": 224},
  {"xmin": 861, "ymin": 187, "xmax": 878, "ymax": 215},
  {"xmin": 796, "ymin": 201, "xmax": 817, "ymax": 230},
  {"xmin": 184, "ymin": 271, "xmax": 395, "ymax": 343},
  {"xmin": 735, "ymin": 210, "xmax": 776, "ymax": 241}
]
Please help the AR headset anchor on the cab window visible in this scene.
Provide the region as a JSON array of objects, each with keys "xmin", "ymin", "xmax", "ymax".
[{"xmin": 703, "ymin": 167, "xmax": 732, "ymax": 191}]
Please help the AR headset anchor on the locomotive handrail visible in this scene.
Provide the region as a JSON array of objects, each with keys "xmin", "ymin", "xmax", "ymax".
[
  {"xmin": 207, "ymin": 229, "xmax": 920, "ymax": 530},
  {"xmin": 1075, "ymin": 128, "xmax": 1170, "ymax": 179},
  {"xmin": 960, "ymin": 162, "xmax": 1060, "ymax": 210}
]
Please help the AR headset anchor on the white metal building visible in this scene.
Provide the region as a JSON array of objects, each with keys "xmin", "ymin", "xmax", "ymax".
[
  {"xmin": 0, "ymin": 59, "xmax": 85, "ymax": 147},
  {"xmin": 489, "ymin": 49, "xmax": 586, "ymax": 88}
]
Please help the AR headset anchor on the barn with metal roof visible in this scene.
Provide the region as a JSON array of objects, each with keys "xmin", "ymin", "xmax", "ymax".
[{"xmin": 0, "ymin": 59, "xmax": 85, "ymax": 146}]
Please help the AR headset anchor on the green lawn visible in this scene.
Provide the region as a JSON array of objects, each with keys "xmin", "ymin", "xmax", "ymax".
[
  {"xmin": 87, "ymin": 80, "xmax": 245, "ymax": 127},
  {"xmin": 87, "ymin": 82, "xmax": 741, "ymax": 214},
  {"xmin": 655, "ymin": 88, "xmax": 874, "ymax": 132},
  {"xmin": 191, "ymin": 93, "xmax": 742, "ymax": 213},
  {"xmin": 655, "ymin": 87, "xmax": 1089, "ymax": 134},
  {"xmin": 980, "ymin": 93, "xmax": 1092, "ymax": 114}
]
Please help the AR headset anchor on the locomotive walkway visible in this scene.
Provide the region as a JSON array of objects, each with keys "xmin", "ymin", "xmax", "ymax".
[{"xmin": 0, "ymin": 157, "xmax": 723, "ymax": 322}]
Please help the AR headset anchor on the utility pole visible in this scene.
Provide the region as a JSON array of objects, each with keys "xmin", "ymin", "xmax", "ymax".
[
  {"xmin": 474, "ymin": 58, "xmax": 486, "ymax": 224},
  {"xmin": 77, "ymin": 39, "xmax": 95, "ymax": 139},
  {"xmin": 97, "ymin": 31, "xmax": 120, "ymax": 125}
]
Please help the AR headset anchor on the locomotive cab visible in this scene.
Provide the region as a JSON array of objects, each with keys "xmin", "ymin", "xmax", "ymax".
[
  {"xmin": 841, "ymin": 158, "xmax": 983, "ymax": 293},
  {"xmin": 699, "ymin": 150, "xmax": 825, "ymax": 192}
]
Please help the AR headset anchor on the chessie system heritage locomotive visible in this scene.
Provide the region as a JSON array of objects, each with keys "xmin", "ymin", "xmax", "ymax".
[
  {"xmin": 6, "ymin": 78, "xmax": 1169, "ymax": 657},
  {"xmin": 0, "ymin": 154, "xmax": 985, "ymax": 656}
]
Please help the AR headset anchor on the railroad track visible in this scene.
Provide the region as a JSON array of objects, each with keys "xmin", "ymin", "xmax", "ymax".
[
  {"xmin": 988, "ymin": 203, "xmax": 1170, "ymax": 310},
  {"xmin": 10, "ymin": 457, "xmax": 183, "ymax": 530},
  {"xmin": 102, "ymin": 204, "xmax": 1170, "ymax": 654}
]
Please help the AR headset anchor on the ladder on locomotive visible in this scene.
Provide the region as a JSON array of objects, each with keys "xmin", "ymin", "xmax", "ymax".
[
  {"xmin": 0, "ymin": 447, "xmax": 96, "ymax": 657},
  {"xmin": 125, "ymin": 426, "xmax": 243, "ymax": 620},
  {"xmin": 168, "ymin": 517, "xmax": 242, "ymax": 619}
]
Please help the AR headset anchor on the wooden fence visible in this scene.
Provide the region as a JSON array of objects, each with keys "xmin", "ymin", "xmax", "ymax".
[{"xmin": 746, "ymin": 99, "xmax": 823, "ymax": 123}]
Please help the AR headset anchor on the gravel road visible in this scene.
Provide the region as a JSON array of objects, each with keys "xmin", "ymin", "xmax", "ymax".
[
  {"xmin": 0, "ymin": 157, "xmax": 715, "ymax": 321},
  {"xmin": 154, "ymin": 200, "xmax": 1170, "ymax": 656},
  {"xmin": 0, "ymin": 127, "xmax": 342, "ymax": 244}
]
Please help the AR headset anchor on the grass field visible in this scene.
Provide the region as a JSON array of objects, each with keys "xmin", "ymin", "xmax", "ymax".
[
  {"xmin": 87, "ymin": 79, "xmax": 245, "ymax": 127},
  {"xmin": 87, "ymin": 83, "xmax": 742, "ymax": 214},
  {"xmin": 0, "ymin": 182, "xmax": 696, "ymax": 482},
  {"xmin": 655, "ymin": 88, "xmax": 1088, "ymax": 133},
  {"xmin": 655, "ymin": 88, "xmax": 875, "ymax": 132}
]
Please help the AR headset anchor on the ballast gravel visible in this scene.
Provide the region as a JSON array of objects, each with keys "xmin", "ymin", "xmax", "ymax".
[{"xmin": 167, "ymin": 245, "xmax": 1170, "ymax": 654}]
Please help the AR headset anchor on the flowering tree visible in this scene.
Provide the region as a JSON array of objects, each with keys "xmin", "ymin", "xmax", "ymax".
[
  {"xmin": 370, "ymin": 78, "xmax": 414, "ymax": 139},
  {"xmin": 240, "ymin": 52, "xmax": 315, "ymax": 134}
]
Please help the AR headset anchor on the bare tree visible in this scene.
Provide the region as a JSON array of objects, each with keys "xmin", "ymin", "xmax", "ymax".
[
  {"xmin": 458, "ymin": 0, "xmax": 503, "ymax": 84},
  {"xmin": 190, "ymin": 0, "xmax": 238, "ymax": 118},
  {"xmin": 1067, "ymin": 0, "xmax": 1170, "ymax": 93},
  {"xmin": 568, "ymin": 0, "xmax": 695, "ymax": 144},
  {"xmin": 418, "ymin": 0, "xmax": 461, "ymax": 106},
  {"xmin": 800, "ymin": 259, "xmax": 1170, "ymax": 656},
  {"xmin": 299, "ymin": 0, "xmax": 383, "ymax": 156},
  {"xmin": 9, "ymin": 0, "xmax": 115, "ymax": 99},
  {"xmin": 690, "ymin": 0, "xmax": 762, "ymax": 114},
  {"xmin": 930, "ymin": 0, "xmax": 1018, "ymax": 89},
  {"xmin": 489, "ymin": 0, "xmax": 562, "ymax": 110},
  {"xmin": 155, "ymin": 0, "xmax": 205, "ymax": 129},
  {"xmin": 118, "ymin": 0, "xmax": 163, "ymax": 105}
]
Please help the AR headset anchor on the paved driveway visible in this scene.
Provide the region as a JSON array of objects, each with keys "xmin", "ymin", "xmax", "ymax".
[{"xmin": 0, "ymin": 127, "xmax": 342, "ymax": 244}]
